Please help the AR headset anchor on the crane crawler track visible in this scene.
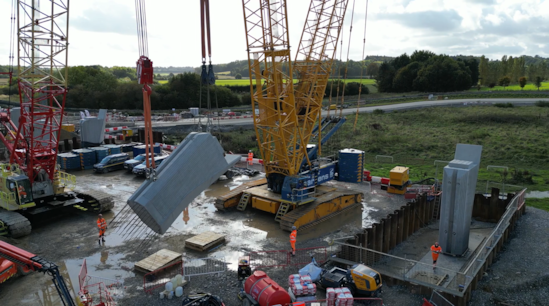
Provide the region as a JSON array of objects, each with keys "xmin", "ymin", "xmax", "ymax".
[
  {"xmin": 77, "ymin": 190, "xmax": 115, "ymax": 213},
  {"xmin": 0, "ymin": 211, "xmax": 31, "ymax": 238},
  {"xmin": 279, "ymin": 192, "xmax": 362, "ymax": 232}
]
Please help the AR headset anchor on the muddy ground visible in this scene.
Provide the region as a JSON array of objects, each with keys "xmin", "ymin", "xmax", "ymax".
[{"xmin": 0, "ymin": 164, "xmax": 547, "ymax": 306}]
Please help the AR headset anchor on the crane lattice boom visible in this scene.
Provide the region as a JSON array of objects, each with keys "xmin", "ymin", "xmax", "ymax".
[{"xmin": 243, "ymin": 0, "xmax": 348, "ymax": 194}]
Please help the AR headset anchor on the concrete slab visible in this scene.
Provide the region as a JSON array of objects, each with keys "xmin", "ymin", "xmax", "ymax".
[
  {"xmin": 403, "ymin": 226, "xmax": 492, "ymax": 288},
  {"xmin": 127, "ymin": 133, "xmax": 240, "ymax": 234}
]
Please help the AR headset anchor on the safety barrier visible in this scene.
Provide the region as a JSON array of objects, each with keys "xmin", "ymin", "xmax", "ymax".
[
  {"xmin": 143, "ymin": 260, "xmax": 183, "ymax": 294},
  {"xmin": 104, "ymin": 126, "xmax": 128, "ymax": 133},
  {"xmin": 79, "ymin": 282, "xmax": 115, "ymax": 306},
  {"xmin": 249, "ymin": 246, "xmax": 328, "ymax": 270},
  {"xmin": 0, "ymin": 191, "xmax": 16, "ymax": 210},
  {"xmin": 183, "ymin": 257, "xmax": 227, "ymax": 280},
  {"xmin": 213, "ymin": 115, "xmax": 253, "ymax": 120},
  {"xmin": 459, "ymin": 188, "xmax": 526, "ymax": 290},
  {"xmin": 143, "ymin": 257, "xmax": 228, "ymax": 294},
  {"xmin": 281, "ymin": 298, "xmax": 383, "ymax": 306},
  {"xmin": 429, "ymin": 291, "xmax": 455, "ymax": 306},
  {"xmin": 57, "ymin": 171, "xmax": 76, "ymax": 190},
  {"xmin": 333, "ymin": 241, "xmax": 462, "ymax": 296},
  {"xmin": 82, "ymin": 275, "xmax": 125, "ymax": 300},
  {"xmin": 78, "ymin": 258, "xmax": 124, "ymax": 301}
]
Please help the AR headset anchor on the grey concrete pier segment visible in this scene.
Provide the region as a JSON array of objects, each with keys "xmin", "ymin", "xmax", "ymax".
[
  {"xmin": 439, "ymin": 144, "xmax": 482, "ymax": 256},
  {"xmin": 80, "ymin": 109, "xmax": 107, "ymax": 145},
  {"xmin": 127, "ymin": 132, "xmax": 240, "ymax": 234}
]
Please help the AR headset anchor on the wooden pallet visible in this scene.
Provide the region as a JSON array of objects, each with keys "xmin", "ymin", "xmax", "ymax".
[
  {"xmin": 134, "ymin": 249, "xmax": 182, "ymax": 273},
  {"xmin": 185, "ymin": 231, "xmax": 226, "ymax": 252}
]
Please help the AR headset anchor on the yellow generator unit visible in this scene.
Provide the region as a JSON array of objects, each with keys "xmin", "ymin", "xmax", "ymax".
[
  {"xmin": 388, "ymin": 166, "xmax": 410, "ymax": 195},
  {"xmin": 320, "ymin": 263, "xmax": 383, "ymax": 297}
]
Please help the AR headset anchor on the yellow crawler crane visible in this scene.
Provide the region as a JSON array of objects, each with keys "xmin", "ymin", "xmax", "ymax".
[{"xmin": 215, "ymin": 0, "xmax": 364, "ymax": 231}]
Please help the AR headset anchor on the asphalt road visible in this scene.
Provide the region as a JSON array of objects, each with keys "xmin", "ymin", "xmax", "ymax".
[{"xmin": 137, "ymin": 98, "xmax": 549, "ymax": 127}]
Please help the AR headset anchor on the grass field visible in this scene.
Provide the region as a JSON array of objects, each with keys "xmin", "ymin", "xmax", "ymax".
[
  {"xmin": 525, "ymin": 198, "xmax": 549, "ymax": 212},
  {"xmin": 471, "ymin": 82, "xmax": 549, "ymax": 91},
  {"xmin": 158, "ymin": 80, "xmax": 168, "ymax": 84},
  {"xmin": 201, "ymin": 105, "xmax": 549, "ymax": 193}
]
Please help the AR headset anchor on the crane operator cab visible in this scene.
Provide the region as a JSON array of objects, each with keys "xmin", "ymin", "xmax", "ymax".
[{"xmin": 7, "ymin": 176, "xmax": 33, "ymax": 206}]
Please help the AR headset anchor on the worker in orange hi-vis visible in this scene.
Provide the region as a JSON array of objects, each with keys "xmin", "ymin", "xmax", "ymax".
[
  {"xmin": 97, "ymin": 214, "xmax": 107, "ymax": 246},
  {"xmin": 290, "ymin": 226, "xmax": 297, "ymax": 257},
  {"xmin": 247, "ymin": 150, "xmax": 254, "ymax": 167},
  {"xmin": 431, "ymin": 241, "xmax": 442, "ymax": 269},
  {"xmin": 17, "ymin": 185, "xmax": 27, "ymax": 199}
]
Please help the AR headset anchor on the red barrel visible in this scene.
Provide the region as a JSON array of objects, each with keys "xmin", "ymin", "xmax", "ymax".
[
  {"xmin": 244, "ymin": 271, "xmax": 291, "ymax": 306},
  {"xmin": 381, "ymin": 177, "xmax": 390, "ymax": 185}
]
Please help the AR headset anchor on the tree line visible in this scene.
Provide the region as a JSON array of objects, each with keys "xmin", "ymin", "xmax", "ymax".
[
  {"xmin": 479, "ymin": 55, "xmax": 549, "ymax": 88},
  {"xmin": 375, "ymin": 50, "xmax": 479, "ymax": 92},
  {"xmin": 375, "ymin": 51, "xmax": 549, "ymax": 93}
]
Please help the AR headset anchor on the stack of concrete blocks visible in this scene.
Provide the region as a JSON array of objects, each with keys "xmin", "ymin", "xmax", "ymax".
[
  {"xmin": 439, "ymin": 143, "xmax": 483, "ymax": 256},
  {"xmin": 128, "ymin": 132, "xmax": 240, "ymax": 234}
]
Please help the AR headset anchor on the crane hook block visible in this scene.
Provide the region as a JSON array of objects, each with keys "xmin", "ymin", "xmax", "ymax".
[{"xmin": 137, "ymin": 56, "xmax": 154, "ymax": 85}]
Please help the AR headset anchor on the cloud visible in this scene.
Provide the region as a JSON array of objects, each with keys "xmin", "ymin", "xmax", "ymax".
[
  {"xmin": 480, "ymin": 14, "xmax": 549, "ymax": 36},
  {"xmin": 375, "ymin": 10, "xmax": 463, "ymax": 32},
  {"xmin": 71, "ymin": 6, "xmax": 135, "ymax": 36},
  {"xmin": 463, "ymin": 0, "xmax": 496, "ymax": 4}
]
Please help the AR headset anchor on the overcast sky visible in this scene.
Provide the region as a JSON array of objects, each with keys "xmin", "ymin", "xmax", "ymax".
[{"xmin": 0, "ymin": 0, "xmax": 548, "ymax": 68}]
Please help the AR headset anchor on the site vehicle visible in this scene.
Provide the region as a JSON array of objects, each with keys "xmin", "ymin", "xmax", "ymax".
[
  {"xmin": 320, "ymin": 264, "xmax": 383, "ymax": 297},
  {"xmin": 124, "ymin": 153, "xmax": 159, "ymax": 171},
  {"xmin": 0, "ymin": 240, "xmax": 76, "ymax": 305},
  {"xmin": 132, "ymin": 155, "xmax": 170, "ymax": 177},
  {"xmin": 329, "ymin": 104, "xmax": 338, "ymax": 110},
  {"xmin": 93, "ymin": 153, "xmax": 130, "ymax": 173},
  {"xmin": 0, "ymin": 0, "xmax": 114, "ymax": 238}
]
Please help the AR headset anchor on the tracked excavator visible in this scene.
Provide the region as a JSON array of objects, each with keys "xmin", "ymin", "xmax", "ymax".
[
  {"xmin": 215, "ymin": 0, "xmax": 365, "ymax": 231},
  {"xmin": 0, "ymin": 0, "xmax": 113, "ymax": 238}
]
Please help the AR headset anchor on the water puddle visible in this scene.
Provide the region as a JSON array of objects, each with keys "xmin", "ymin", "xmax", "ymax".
[{"xmin": 16, "ymin": 250, "xmax": 132, "ymax": 306}]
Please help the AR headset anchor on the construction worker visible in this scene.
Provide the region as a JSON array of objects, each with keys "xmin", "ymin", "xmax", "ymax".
[
  {"xmin": 247, "ymin": 150, "xmax": 254, "ymax": 167},
  {"xmin": 431, "ymin": 241, "xmax": 442, "ymax": 269},
  {"xmin": 290, "ymin": 226, "xmax": 297, "ymax": 256},
  {"xmin": 97, "ymin": 214, "xmax": 107, "ymax": 245},
  {"xmin": 17, "ymin": 185, "xmax": 27, "ymax": 199}
]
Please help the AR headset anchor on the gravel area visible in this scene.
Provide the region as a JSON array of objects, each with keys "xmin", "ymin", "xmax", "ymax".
[{"xmin": 469, "ymin": 206, "xmax": 549, "ymax": 306}]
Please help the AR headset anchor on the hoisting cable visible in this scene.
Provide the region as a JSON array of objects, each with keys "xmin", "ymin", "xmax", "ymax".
[
  {"xmin": 199, "ymin": 0, "xmax": 215, "ymax": 133},
  {"xmin": 338, "ymin": 0, "xmax": 357, "ymax": 118},
  {"xmin": 5, "ymin": 0, "xmax": 17, "ymax": 113},
  {"xmin": 353, "ymin": 0, "xmax": 369, "ymax": 132},
  {"xmin": 135, "ymin": 0, "xmax": 155, "ymax": 171}
]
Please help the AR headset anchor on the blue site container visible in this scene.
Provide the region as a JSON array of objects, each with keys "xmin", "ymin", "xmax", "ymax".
[
  {"xmin": 133, "ymin": 144, "xmax": 161, "ymax": 157},
  {"xmin": 338, "ymin": 148, "xmax": 364, "ymax": 183},
  {"xmin": 89, "ymin": 147, "xmax": 109, "ymax": 162},
  {"xmin": 57, "ymin": 153, "xmax": 80, "ymax": 170},
  {"xmin": 102, "ymin": 144, "xmax": 122, "ymax": 155},
  {"xmin": 72, "ymin": 149, "xmax": 97, "ymax": 170}
]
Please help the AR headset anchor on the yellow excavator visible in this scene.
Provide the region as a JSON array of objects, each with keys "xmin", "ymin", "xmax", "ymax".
[{"xmin": 216, "ymin": 0, "xmax": 364, "ymax": 231}]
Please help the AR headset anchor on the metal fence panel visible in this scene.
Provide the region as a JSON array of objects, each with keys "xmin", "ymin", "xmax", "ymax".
[
  {"xmin": 83, "ymin": 275, "xmax": 124, "ymax": 300},
  {"xmin": 143, "ymin": 260, "xmax": 183, "ymax": 294},
  {"xmin": 249, "ymin": 246, "xmax": 328, "ymax": 269},
  {"xmin": 183, "ymin": 257, "xmax": 227, "ymax": 280}
]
